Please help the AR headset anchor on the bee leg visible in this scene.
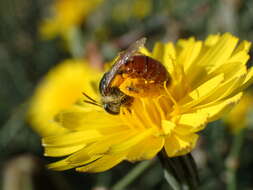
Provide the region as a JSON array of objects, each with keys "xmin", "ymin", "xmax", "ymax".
[
  {"xmin": 126, "ymin": 107, "xmax": 132, "ymax": 113},
  {"xmin": 126, "ymin": 86, "xmax": 139, "ymax": 93}
]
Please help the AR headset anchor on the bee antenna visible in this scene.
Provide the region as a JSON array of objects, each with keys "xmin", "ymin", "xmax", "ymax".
[
  {"xmin": 83, "ymin": 100, "xmax": 102, "ymax": 107},
  {"xmin": 82, "ymin": 92, "xmax": 98, "ymax": 103}
]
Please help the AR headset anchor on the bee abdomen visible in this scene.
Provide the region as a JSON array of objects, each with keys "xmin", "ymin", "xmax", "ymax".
[{"xmin": 121, "ymin": 55, "xmax": 169, "ymax": 83}]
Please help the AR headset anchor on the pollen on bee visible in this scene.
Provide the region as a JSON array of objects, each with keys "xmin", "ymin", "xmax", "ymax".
[
  {"xmin": 110, "ymin": 75, "xmax": 125, "ymax": 87},
  {"xmin": 119, "ymin": 77, "xmax": 165, "ymax": 98}
]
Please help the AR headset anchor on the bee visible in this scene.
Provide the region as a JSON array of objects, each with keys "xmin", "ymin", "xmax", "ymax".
[{"xmin": 99, "ymin": 38, "xmax": 170, "ymax": 115}]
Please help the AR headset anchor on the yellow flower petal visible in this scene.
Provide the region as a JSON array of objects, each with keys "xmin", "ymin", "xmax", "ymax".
[
  {"xmin": 55, "ymin": 105, "xmax": 119, "ymax": 131},
  {"xmin": 202, "ymin": 33, "xmax": 238, "ymax": 72},
  {"xmin": 161, "ymin": 120, "xmax": 176, "ymax": 135},
  {"xmin": 76, "ymin": 154, "xmax": 126, "ymax": 173},
  {"xmin": 109, "ymin": 129, "xmax": 154, "ymax": 154},
  {"xmin": 204, "ymin": 34, "xmax": 220, "ymax": 47},
  {"xmin": 236, "ymin": 67, "xmax": 253, "ymax": 93},
  {"xmin": 163, "ymin": 43, "xmax": 177, "ymax": 75},
  {"xmin": 180, "ymin": 73, "xmax": 224, "ymax": 108},
  {"xmin": 67, "ymin": 130, "xmax": 135, "ymax": 165},
  {"xmin": 152, "ymin": 42, "xmax": 165, "ymax": 62},
  {"xmin": 126, "ymin": 136, "xmax": 164, "ymax": 161},
  {"xmin": 42, "ymin": 130, "xmax": 101, "ymax": 147},
  {"xmin": 197, "ymin": 93, "xmax": 243, "ymax": 121},
  {"xmin": 177, "ymin": 38, "xmax": 202, "ymax": 73},
  {"xmin": 47, "ymin": 158, "xmax": 74, "ymax": 171},
  {"xmin": 164, "ymin": 133, "xmax": 199, "ymax": 157},
  {"xmin": 45, "ymin": 144, "xmax": 85, "ymax": 157},
  {"xmin": 187, "ymin": 33, "xmax": 238, "ymax": 85},
  {"xmin": 175, "ymin": 112, "xmax": 208, "ymax": 134}
]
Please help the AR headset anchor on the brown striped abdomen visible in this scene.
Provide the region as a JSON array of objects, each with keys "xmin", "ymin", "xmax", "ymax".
[{"xmin": 119, "ymin": 55, "xmax": 169, "ymax": 83}]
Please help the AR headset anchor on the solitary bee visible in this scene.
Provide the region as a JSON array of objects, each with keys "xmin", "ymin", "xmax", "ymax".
[{"xmin": 99, "ymin": 38, "xmax": 170, "ymax": 115}]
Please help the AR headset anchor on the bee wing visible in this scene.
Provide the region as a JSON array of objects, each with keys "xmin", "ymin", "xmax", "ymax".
[
  {"xmin": 106, "ymin": 38, "xmax": 147, "ymax": 86},
  {"xmin": 118, "ymin": 37, "xmax": 146, "ymax": 63}
]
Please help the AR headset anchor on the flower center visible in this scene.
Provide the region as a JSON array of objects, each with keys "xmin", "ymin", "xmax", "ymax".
[{"xmin": 119, "ymin": 85, "xmax": 177, "ymax": 136}]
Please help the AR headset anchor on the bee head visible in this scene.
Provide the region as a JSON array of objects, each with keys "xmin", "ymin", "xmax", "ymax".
[
  {"xmin": 100, "ymin": 87, "xmax": 133, "ymax": 115},
  {"xmin": 103, "ymin": 102, "xmax": 120, "ymax": 115}
]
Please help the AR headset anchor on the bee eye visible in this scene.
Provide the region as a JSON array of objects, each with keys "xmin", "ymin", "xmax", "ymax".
[
  {"xmin": 104, "ymin": 104, "xmax": 119, "ymax": 115},
  {"xmin": 121, "ymin": 95, "xmax": 134, "ymax": 106}
]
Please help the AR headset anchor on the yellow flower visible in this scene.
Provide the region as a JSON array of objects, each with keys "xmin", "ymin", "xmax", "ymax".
[
  {"xmin": 112, "ymin": 0, "xmax": 152, "ymax": 22},
  {"xmin": 225, "ymin": 92, "xmax": 253, "ymax": 134},
  {"xmin": 27, "ymin": 60, "xmax": 101, "ymax": 136},
  {"xmin": 39, "ymin": 0, "xmax": 103, "ymax": 39},
  {"xmin": 132, "ymin": 0, "xmax": 152, "ymax": 19},
  {"xmin": 39, "ymin": 33, "xmax": 253, "ymax": 173}
]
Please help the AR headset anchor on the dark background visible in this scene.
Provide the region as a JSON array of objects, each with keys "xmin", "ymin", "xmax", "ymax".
[{"xmin": 1, "ymin": 0, "xmax": 253, "ymax": 189}]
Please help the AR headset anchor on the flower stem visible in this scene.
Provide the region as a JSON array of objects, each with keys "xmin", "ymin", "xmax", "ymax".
[
  {"xmin": 158, "ymin": 150, "xmax": 199, "ymax": 190},
  {"xmin": 226, "ymin": 129, "xmax": 245, "ymax": 190},
  {"xmin": 111, "ymin": 160, "xmax": 155, "ymax": 190},
  {"xmin": 67, "ymin": 27, "xmax": 84, "ymax": 58}
]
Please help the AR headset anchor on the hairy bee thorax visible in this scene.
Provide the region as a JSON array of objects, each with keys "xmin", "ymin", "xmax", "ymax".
[{"xmin": 100, "ymin": 86, "xmax": 133, "ymax": 115}]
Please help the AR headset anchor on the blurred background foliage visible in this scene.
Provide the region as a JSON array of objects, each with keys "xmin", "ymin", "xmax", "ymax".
[{"xmin": 1, "ymin": 0, "xmax": 253, "ymax": 189}]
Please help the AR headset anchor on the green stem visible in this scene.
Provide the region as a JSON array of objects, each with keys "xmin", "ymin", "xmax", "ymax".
[
  {"xmin": 226, "ymin": 129, "xmax": 245, "ymax": 190},
  {"xmin": 111, "ymin": 160, "xmax": 155, "ymax": 190},
  {"xmin": 158, "ymin": 151, "xmax": 199, "ymax": 190},
  {"xmin": 67, "ymin": 27, "xmax": 84, "ymax": 58},
  {"xmin": 163, "ymin": 169, "xmax": 181, "ymax": 190}
]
